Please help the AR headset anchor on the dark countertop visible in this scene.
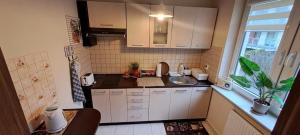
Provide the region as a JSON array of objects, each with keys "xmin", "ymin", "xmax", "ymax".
[{"xmin": 92, "ymin": 74, "xmax": 213, "ymax": 89}]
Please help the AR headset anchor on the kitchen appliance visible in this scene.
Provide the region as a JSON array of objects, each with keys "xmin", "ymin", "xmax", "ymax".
[
  {"xmin": 81, "ymin": 73, "xmax": 95, "ymax": 86},
  {"xmin": 191, "ymin": 68, "xmax": 208, "ymax": 81},
  {"xmin": 44, "ymin": 105, "xmax": 67, "ymax": 133},
  {"xmin": 156, "ymin": 63, "xmax": 162, "ymax": 77},
  {"xmin": 160, "ymin": 62, "xmax": 169, "ymax": 75}
]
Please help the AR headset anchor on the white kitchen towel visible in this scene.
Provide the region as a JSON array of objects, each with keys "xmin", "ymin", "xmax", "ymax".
[{"xmin": 70, "ymin": 61, "xmax": 86, "ymax": 102}]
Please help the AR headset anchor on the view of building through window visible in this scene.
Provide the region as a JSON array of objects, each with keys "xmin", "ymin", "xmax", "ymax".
[{"xmin": 235, "ymin": 0, "xmax": 294, "ymax": 95}]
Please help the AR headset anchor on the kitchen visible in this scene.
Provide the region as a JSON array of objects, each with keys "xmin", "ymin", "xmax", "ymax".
[{"xmin": 0, "ymin": 0, "xmax": 300, "ymax": 135}]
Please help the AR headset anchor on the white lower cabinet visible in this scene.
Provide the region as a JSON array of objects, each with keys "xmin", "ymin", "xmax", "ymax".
[
  {"xmin": 92, "ymin": 89, "xmax": 111, "ymax": 123},
  {"xmin": 127, "ymin": 88, "xmax": 149, "ymax": 122},
  {"xmin": 188, "ymin": 87, "xmax": 212, "ymax": 119},
  {"xmin": 110, "ymin": 89, "xmax": 127, "ymax": 122},
  {"xmin": 149, "ymin": 88, "xmax": 171, "ymax": 120},
  {"xmin": 127, "ymin": 109, "xmax": 149, "ymax": 122},
  {"xmin": 92, "ymin": 87, "xmax": 211, "ymax": 123},
  {"xmin": 169, "ymin": 88, "xmax": 193, "ymax": 119}
]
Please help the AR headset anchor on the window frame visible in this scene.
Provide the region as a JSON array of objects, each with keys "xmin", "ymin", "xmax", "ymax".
[{"xmin": 229, "ymin": 0, "xmax": 293, "ymax": 116}]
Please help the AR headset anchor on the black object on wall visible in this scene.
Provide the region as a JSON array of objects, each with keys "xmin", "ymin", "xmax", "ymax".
[
  {"xmin": 77, "ymin": 1, "xmax": 97, "ymax": 47},
  {"xmin": 82, "ymin": 86, "xmax": 93, "ymax": 108}
]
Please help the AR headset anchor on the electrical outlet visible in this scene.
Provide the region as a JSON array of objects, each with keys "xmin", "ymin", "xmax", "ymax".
[{"xmin": 204, "ymin": 64, "xmax": 209, "ymax": 70}]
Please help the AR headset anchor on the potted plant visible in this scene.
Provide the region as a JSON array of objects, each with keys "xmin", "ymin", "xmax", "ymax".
[
  {"xmin": 129, "ymin": 62, "xmax": 140, "ymax": 78},
  {"xmin": 230, "ymin": 57, "xmax": 295, "ymax": 114}
]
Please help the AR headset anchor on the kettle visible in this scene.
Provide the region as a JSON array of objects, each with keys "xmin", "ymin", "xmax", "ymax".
[{"xmin": 44, "ymin": 105, "xmax": 67, "ymax": 133}]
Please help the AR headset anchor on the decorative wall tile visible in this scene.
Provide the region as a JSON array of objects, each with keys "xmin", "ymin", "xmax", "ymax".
[
  {"xmin": 73, "ymin": 45, "xmax": 92, "ymax": 76},
  {"xmin": 89, "ymin": 37, "xmax": 202, "ymax": 74},
  {"xmin": 6, "ymin": 51, "xmax": 57, "ymax": 130}
]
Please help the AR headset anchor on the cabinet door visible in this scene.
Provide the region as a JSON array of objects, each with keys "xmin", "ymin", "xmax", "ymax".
[
  {"xmin": 110, "ymin": 89, "xmax": 127, "ymax": 122},
  {"xmin": 191, "ymin": 8, "xmax": 217, "ymax": 49},
  {"xmin": 87, "ymin": 1, "xmax": 126, "ymax": 28},
  {"xmin": 149, "ymin": 5, "xmax": 173, "ymax": 48},
  {"xmin": 149, "ymin": 88, "xmax": 171, "ymax": 120},
  {"xmin": 171, "ymin": 6, "xmax": 196, "ymax": 48},
  {"xmin": 188, "ymin": 87, "xmax": 212, "ymax": 119},
  {"xmin": 92, "ymin": 89, "xmax": 111, "ymax": 123},
  {"xmin": 127, "ymin": 4, "xmax": 150, "ymax": 48},
  {"xmin": 128, "ymin": 109, "xmax": 149, "ymax": 122},
  {"xmin": 169, "ymin": 88, "xmax": 192, "ymax": 119}
]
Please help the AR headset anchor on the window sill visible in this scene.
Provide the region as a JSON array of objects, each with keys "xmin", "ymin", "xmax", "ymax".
[{"xmin": 211, "ymin": 85, "xmax": 277, "ymax": 132}]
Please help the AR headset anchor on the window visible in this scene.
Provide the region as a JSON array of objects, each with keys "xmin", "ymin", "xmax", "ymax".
[{"xmin": 232, "ymin": 0, "xmax": 295, "ymax": 112}]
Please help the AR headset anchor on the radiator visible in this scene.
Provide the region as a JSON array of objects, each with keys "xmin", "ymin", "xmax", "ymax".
[{"xmin": 223, "ymin": 110, "xmax": 262, "ymax": 135}]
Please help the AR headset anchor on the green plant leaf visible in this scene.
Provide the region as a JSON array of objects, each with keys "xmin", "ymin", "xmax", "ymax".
[
  {"xmin": 257, "ymin": 72, "xmax": 273, "ymax": 89},
  {"xmin": 255, "ymin": 81, "xmax": 263, "ymax": 88},
  {"xmin": 272, "ymin": 94, "xmax": 284, "ymax": 105},
  {"xmin": 275, "ymin": 77, "xmax": 295, "ymax": 91},
  {"xmin": 238, "ymin": 57, "xmax": 260, "ymax": 76},
  {"xmin": 230, "ymin": 75, "xmax": 251, "ymax": 88}
]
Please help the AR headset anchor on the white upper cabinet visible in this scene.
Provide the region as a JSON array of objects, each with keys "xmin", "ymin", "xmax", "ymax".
[
  {"xmin": 171, "ymin": 6, "xmax": 196, "ymax": 48},
  {"xmin": 127, "ymin": 4, "xmax": 150, "ymax": 48},
  {"xmin": 149, "ymin": 5, "xmax": 173, "ymax": 48},
  {"xmin": 87, "ymin": 1, "xmax": 126, "ymax": 28},
  {"xmin": 191, "ymin": 8, "xmax": 217, "ymax": 49}
]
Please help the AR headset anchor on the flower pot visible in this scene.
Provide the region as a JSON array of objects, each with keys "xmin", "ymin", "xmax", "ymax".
[{"xmin": 252, "ymin": 99, "xmax": 270, "ymax": 114}]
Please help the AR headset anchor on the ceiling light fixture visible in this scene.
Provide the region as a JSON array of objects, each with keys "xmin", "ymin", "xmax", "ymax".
[{"xmin": 149, "ymin": 1, "xmax": 173, "ymax": 20}]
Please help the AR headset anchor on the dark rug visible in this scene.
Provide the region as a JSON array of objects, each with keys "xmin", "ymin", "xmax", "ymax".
[{"xmin": 164, "ymin": 121, "xmax": 208, "ymax": 135}]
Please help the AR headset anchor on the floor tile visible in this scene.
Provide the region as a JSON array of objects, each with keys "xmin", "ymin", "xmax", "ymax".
[
  {"xmin": 95, "ymin": 123, "xmax": 166, "ymax": 135},
  {"xmin": 151, "ymin": 123, "xmax": 167, "ymax": 135},
  {"xmin": 133, "ymin": 124, "xmax": 152, "ymax": 135},
  {"xmin": 114, "ymin": 125, "xmax": 134, "ymax": 135},
  {"xmin": 96, "ymin": 125, "xmax": 116, "ymax": 135}
]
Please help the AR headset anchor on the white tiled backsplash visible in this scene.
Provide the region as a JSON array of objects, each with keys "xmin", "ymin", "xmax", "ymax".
[
  {"xmin": 89, "ymin": 37, "xmax": 202, "ymax": 74},
  {"xmin": 6, "ymin": 51, "xmax": 57, "ymax": 129}
]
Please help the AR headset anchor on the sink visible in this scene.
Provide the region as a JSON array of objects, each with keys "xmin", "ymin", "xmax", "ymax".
[{"xmin": 169, "ymin": 76, "xmax": 198, "ymax": 85}]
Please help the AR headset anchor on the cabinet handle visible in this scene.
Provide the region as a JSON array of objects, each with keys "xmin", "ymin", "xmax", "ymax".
[
  {"xmin": 152, "ymin": 90, "xmax": 166, "ymax": 93},
  {"xmin": 129, "ymin": 99, "xmax": 144, "ymax": 103},
  {"xmin": 176, "ymin": 45, "xmax": 186, "ymax": 47},
  {"xmin": 130, "ymin": 92, "xmax": 144, "ymax": 96},
  {"xmin": 111, "ymin": 91, "xmax": 123, "ymax": 95},
  {"xmin": 94, "ymin": 91, "xmax": 106, "ymax": 95},
  {"xmin": 175, "ymin": 90, "xmax": 187, "ymax": 92},
  {"xmin": 100, "ymin": 24, "xmax": 113, "ymax": 27},
  {"xmin": 132, "ymin": 44, "xmax": 144, "ymax": 47}
]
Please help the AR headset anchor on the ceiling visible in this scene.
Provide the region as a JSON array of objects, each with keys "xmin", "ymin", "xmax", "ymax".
[{"xmin": 87, "ymin": 0, "xmax": 216, "ymax": 7}]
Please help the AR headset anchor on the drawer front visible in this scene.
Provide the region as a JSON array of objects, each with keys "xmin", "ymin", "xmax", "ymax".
[
  {"xmin": 127, "ymin": 88, "xmax": 149, "ymax": 96},
  {"xmin": 92, "ymin": 89, "xmax": 109, "ymax": 95},
  {"xmin": 128, "ymin": 102, "xmax": 149, "ymax": 110},
  {"xmin": 192, "ymin": 87, "xmax": 210, "ymax": 93},
  {"xmin": 128, "ymin": 109, "xmax": 148, "ymax": 122},
  {"xmin": 150, "ymin": 88, "xmax": 171, "ymax": 95},
  {"xmin": 127, "ymin": 96, "xmax": 149, "ymax": 103},
  {"xmin": 110, "ymin": 89, "xmax": 126, "ymax": 95}
]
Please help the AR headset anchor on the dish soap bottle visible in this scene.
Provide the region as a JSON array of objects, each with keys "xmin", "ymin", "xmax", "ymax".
[{"xmin": 178, "ymin": 63, "xmax": 184, "ymax": 76}]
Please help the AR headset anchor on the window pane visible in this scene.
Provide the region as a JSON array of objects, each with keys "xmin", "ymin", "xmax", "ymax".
[{"xmin": 234, "ymin": 0, "xmax": 294, "ymax": 95}]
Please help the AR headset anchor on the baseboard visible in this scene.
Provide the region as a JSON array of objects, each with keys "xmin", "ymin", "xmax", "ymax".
[{"xmin": 202, "ymin": 121, "xmax": 218, "ymax": 135}]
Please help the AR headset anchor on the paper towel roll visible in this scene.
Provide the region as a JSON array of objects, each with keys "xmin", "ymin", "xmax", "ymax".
[{"xmin": 156, "ymin": 63, "xmax": 162, "ymax": 77}]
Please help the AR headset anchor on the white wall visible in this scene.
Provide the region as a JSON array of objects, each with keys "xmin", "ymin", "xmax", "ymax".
[{"xmin": 0, "ymin": 0, "xmax": 81, "ymax": 109}]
